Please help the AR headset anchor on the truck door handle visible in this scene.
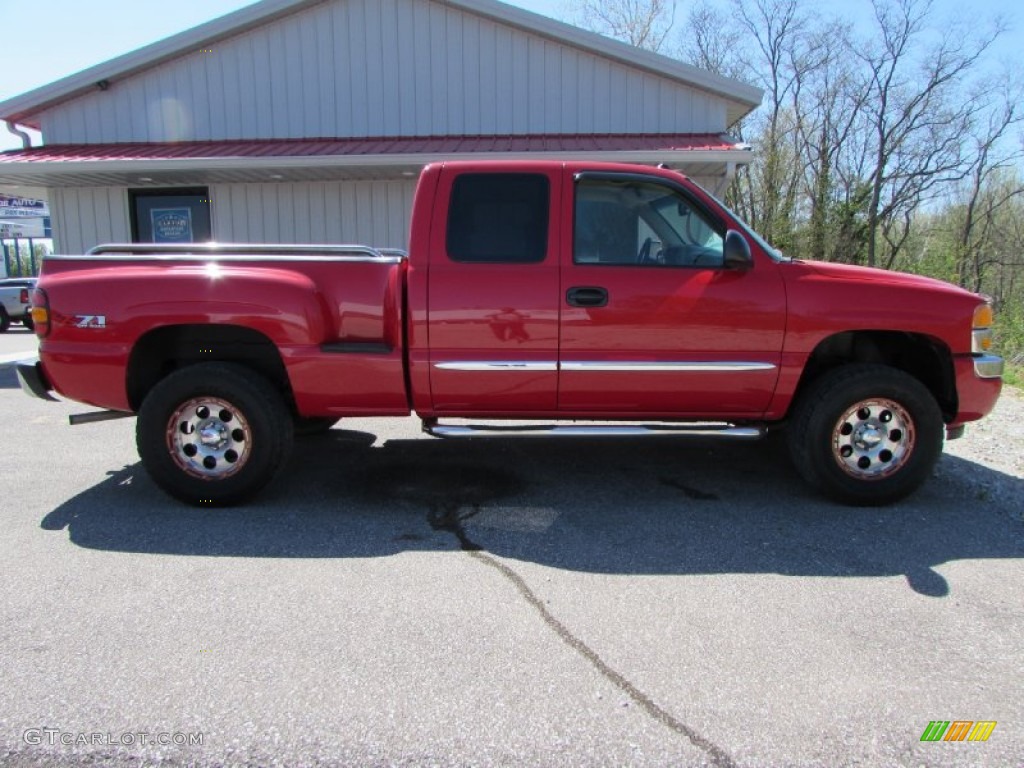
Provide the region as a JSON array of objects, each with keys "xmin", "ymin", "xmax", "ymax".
[{"xmin": 566, "ymin": 286, "xmax": 608, "ymax": 307}]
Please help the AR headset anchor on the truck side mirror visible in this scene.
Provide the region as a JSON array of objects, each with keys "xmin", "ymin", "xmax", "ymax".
[{"xmin": 723, "ymin": 230, "xmax": 753, "ymax": 270}]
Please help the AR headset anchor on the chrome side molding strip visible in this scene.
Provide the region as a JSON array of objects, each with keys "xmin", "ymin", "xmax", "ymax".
[
  {"xmin": 560, "ymin": 361, "xmax": 777, "ymax": 372},
  {"xmin": 433, "ymin": 360, "xmax": 776, "ymax": 372},
  {"xmin": 434, "ymin": 361, "xmax": 558, "ymax": 371}
]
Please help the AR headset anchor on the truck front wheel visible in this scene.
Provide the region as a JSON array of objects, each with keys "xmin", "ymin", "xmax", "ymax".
[
  {"xmin": 137, "ymin": 363, "xmax": 294, "ymax": 506},
  {"xmin": 787, "ymin": 364, "xmax": 943, "ymax": 506}
]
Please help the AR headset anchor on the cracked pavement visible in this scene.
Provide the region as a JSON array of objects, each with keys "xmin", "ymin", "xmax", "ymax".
[{"xmin": 1, "ymin": 350, "xmax": 1022, "ymax": 767}]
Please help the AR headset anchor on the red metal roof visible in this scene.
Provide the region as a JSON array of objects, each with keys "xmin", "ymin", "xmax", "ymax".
[{"xmin": 0, "ymin": 133, "xmax": 740, "ymax": 164}]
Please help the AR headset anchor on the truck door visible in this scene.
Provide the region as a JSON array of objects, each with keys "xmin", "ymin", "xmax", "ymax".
[
  {"xmin": 427, "ymin": 166, "xmax": 561, "ymax": 413},
  {"xmin": 558, "ymin": 172, "xmax": 786, "ymax": 417}
]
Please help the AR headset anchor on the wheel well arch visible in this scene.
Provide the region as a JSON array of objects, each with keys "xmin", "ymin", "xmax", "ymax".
[
  {"xmin": 793, "ymin": 331, "xmax": 957, "ymax": 421},
  {"xmin": 126, "ymin": 324, "xmax": 293, "ymax": 412}
]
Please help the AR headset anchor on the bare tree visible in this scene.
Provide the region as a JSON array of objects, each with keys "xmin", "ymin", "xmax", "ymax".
[
  {"xmin": 679, "ymin": 2, "xmax": 745, "ymax": 80},
  {"xmin": 563, "ymin": 0, "xmax": 677, "ymax": 52},
  {"xmin": 953, "ymin": 79, "xmax": 1024, "ymax": 291},
  {"xmin": 855, "ymin": 0, "xmax": 1004, "ymax": 267},
  {"xmin": 678, "ymin": 2, "xmax": 754, "ymax": 220},
  {"xmin": 724, "ymin": 0, "xmax": 812, "ymax": 248},
  {"xmin": 786, "ymin": 22, "xmax": 873, "ymax": 262}
]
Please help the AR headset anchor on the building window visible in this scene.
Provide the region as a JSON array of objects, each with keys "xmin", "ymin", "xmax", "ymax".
[
  {"xmin": 446, "ymin": 173, "xmax": 549, "ymax": 263},
  {"xmin": 129, "ymin": 188, "xmax": 212, "ymax": 243}
]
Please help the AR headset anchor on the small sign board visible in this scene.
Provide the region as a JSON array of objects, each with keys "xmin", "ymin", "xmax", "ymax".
[
  {"xmin": 151, "ymin": 208, "xmax": 194, "ymax": 243},
  {"xmin": 0, "ymin": 195, "xmax": 49, "ymax": 218},
  {"xmin": 0, "ymin": 217, "xmax": 49, "ymax": 238}
]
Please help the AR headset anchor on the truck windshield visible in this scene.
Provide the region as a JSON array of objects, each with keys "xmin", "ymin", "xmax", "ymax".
[{"xmin": 685, "ymin": 179, "xmax": 787, "ymax": 261}]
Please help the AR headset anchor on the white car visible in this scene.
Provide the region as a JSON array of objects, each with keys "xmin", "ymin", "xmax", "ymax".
[{"xmin": 0, "ymin": 277, "xmax": 37, "ymax": 332}]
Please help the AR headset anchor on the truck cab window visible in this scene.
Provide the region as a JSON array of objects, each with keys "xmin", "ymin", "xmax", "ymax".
[
  {"xmin": 447, "ymin": 173, "xmax": 549, "ymax": 263},
  {"xmin": 574, "ymin": 178, "xmax": 724, "ymax": 267}
]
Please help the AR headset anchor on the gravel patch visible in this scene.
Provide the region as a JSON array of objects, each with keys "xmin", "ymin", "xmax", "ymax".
[{"xmin": 942, "ymin": 383, "xmax": 1024, "ymax": 518}]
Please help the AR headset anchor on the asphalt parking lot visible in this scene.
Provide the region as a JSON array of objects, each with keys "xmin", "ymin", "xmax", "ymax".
[{"xmin": 1, "ymin": 331, "xmax": 1021, "ymax": 767}]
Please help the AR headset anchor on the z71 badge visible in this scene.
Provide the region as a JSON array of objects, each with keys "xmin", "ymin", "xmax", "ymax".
[{"xmin": 73, "ymin": 315, "xmax": 106, "ymax": 329}]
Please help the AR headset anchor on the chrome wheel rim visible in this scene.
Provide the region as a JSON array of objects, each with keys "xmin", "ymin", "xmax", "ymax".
[
  {"xmin": 167, "ymin": 397, "xmax": 252, "ymax": 480},
  {"xmin": 831, "ymin": 398, "xmax": 915, "ymax": 480}
]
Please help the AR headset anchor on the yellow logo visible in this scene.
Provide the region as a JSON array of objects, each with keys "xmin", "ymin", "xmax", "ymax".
[{"xmin": 920, "ymin": 721, "xmax": 996, "ymax": 742}]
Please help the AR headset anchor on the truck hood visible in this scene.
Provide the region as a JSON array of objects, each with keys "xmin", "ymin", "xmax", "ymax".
[{"xmin": 792, "ymin": 259, "xmax": 976, "ymax": 299}]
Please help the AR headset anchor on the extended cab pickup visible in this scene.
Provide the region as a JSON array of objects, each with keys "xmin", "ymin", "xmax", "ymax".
[{"xmin": 18, "ymin": 161, "xmax": 1004, "ymax": 506}]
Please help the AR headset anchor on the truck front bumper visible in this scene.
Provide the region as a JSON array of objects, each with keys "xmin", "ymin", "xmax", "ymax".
[
  {"xmin": 948, "ymin": 354, "xmax": 1003, "ymax": 434},
  {"xmin": 973, "ymin": 354, "xmax": 1004, "ymax": 379},
  {"xmin": 16, "ymin": 359, "xmax": 57, "ymax": 402}
]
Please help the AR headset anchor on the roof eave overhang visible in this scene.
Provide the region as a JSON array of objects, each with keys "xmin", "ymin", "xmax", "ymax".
[{"xmin": 0, "ymin": 149, "xmax": 755, "ymax": 187}]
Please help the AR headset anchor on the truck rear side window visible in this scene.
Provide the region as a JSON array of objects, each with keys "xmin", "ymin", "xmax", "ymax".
[{"xmin": 447, "ymin": 174, "xmax": 549, "ymax": 263}]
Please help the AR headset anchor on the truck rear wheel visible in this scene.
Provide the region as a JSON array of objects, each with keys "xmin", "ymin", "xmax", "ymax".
[
  {"xmin": 137, "ymin": 362, "xmax": 293, "ymax": 506},
  {"xmin": 0, "ymin": 308, "xmax": 9, "ymax": 333},
  {"xmin": 787, "ymin": 364, "xmax": 943, "ymax": 506}
]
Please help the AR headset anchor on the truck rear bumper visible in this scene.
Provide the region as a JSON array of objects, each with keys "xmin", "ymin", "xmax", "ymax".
[{"xmin": 15, "ymin": 360, "xmax": 57, "ymax": 402}]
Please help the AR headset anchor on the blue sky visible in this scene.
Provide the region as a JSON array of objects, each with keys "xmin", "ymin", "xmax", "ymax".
[{"xmin": 0, "ymin": 0, "xmax": 1020, "ymax": 153}]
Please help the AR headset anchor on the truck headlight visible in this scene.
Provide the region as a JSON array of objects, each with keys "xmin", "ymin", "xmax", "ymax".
[{"xmin": 972, "ymin": 302, "xmax": 994, "ymax": 353}]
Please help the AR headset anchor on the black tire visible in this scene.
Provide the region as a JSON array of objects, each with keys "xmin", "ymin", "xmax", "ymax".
[
  {"xmin": 294, "ymin": 416, "xmax": 341, "ymax": 436},
  {"xmin": 22, "ymin": 313, "xmax": 34, "ymax": 331},
  {"xmin": 0, "ymin": 308, "xmax": 10, "ymax": 333},
  {"xmin": 787, "ymin": 364, "xmax": 943, "ymax": 506},
  {"xmin": 137, "ymin": 362, "xmax": 294, "ymax": 506}
]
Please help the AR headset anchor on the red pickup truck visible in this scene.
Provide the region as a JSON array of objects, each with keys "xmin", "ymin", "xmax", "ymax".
[{"xmin": 18, "ymin": 161, "xmax": 1003, "ymax": 506}]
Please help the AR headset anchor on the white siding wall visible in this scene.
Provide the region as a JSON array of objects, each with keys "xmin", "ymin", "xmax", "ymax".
[
  {"xmin": 211, "ymin": 180, "xmax": 415, "ymax": 248},
  {"xmin": 49, "ymin": 187, "xmax": 131, "ymax": 253},
  {"xmin": 50, "ymin": 180, "xmax": 415, "ymax": 254},
  {"xmin": 40, "ymin": 0, "xmax": 727, "ymax": 143},
  {"xmin": 49, "ymin": 174, "xmax": 732, "ymax": 254}
]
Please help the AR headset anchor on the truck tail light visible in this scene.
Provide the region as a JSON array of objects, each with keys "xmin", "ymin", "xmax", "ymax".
[
  {"xmin": 30, "ymin": 288, "xmax": 50, "ymax": 337},
  {"xmin": 972, "ymin": 302, "xmax": 994, "ymax": 353},
  {"xmin": 19, "ymin": 288, "xmax": 29, "ymax": 303}
]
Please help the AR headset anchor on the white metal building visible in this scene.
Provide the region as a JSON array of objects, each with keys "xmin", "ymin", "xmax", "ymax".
[{"xmin": 0, "ymin": 0, "xmax": 762, "ymax": 254}]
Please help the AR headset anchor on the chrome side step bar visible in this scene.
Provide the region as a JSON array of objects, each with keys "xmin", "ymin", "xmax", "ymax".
[{"xmin": 424, "ymin": 422, "xmax": 764, "ymax": 440}]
